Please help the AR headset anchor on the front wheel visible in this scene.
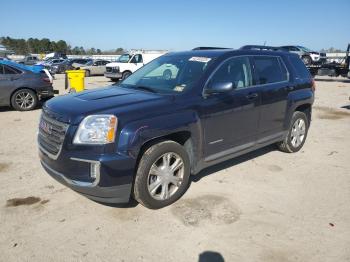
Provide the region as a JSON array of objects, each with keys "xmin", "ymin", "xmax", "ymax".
[
  {"xmin": 277, "ymin": 111, "xmax": 309, "ymax": 153},
  {"xmin": 133, "ymin": 141, "xmax": 190, "ymax": 209},
  {"xmin": 11, "ymin": 89, "xmax": 38, "ymax": 111},
  {"xmin": 122, "ymin": 71, "xmax": 132, "ymax": 80}
]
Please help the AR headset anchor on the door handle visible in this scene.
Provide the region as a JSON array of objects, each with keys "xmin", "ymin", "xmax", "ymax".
[{"xmin": 246, "ymin": 93, "xmax": 258, "ymax": 100}]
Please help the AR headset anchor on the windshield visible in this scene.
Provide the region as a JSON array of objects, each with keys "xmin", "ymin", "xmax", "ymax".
[
  {"xmin": 119, "ymin": 54, "xmax": 215, "ymax": 94},
  {"xmin": 297, "ymin": 46, "xmax": 312, "ymax": 52},
  {"xmin": 117, "ymin": 54, "xmax": 131, "ymax": 63}
]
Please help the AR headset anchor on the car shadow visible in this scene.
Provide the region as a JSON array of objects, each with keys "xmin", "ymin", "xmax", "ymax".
[
  {"xmin": 94, "ymin": 198, "xmax": 139, "ymax": 208},
  {"xmin": 96, "ymin": 145, "xmax": 277, "ymax": 209},
  {"xmin": 198, "ymin": 251, "xmax": 225, "ymax": 262},
  {"xmin": 341, "ymin": 105, "xmax": 350, "ymax": 110},
  {"xmin": 191, "ymin": 145, "xmax": 276, "ymax": 183},
  {"xmin": 315, "ymin": 78, "xmax": 350, "ymax": 83},
  {"xmin": 0, "ymin": 105, "xmax": 43, "ymax": 112}
]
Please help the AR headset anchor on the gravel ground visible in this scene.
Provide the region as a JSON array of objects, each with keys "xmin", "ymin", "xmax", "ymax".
[{"xmin": 0, "ymin": 75, "xmax": 349, "ymax": 262}]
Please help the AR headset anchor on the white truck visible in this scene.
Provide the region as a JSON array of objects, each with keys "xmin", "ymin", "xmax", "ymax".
[{"xmin": 104, "ymin": 50, "xmax": 167, "ymax": 81}]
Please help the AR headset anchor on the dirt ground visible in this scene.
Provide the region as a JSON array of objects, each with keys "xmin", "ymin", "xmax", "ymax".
[{"xmin": 0, "ymin": 75, "xmax": 349, "ymax": 262}]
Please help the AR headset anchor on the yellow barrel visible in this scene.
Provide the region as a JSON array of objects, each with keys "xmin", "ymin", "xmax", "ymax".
[{"xmin": 66, "ymin": 70, "xmax": 85, "ymax": 92}]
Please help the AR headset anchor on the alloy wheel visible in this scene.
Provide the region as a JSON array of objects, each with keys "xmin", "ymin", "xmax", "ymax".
[
  {"xmin": 147, "ymin": 152, "xmax": 185, "ymax": 201},
  {"xmin": 15, "ymin": 91, "xmax": 35, "ymax": 110},
  {"xmin": 290, "ymin": 118, "xmax": 306, "ymax": 148}
]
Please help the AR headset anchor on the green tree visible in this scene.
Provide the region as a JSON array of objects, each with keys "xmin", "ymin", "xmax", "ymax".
[{"xmin": 115, "ymin": 47, "xmax": 124, "ymax": 54}]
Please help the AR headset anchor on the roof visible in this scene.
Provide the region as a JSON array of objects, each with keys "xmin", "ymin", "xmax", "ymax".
[
  {"xmin": 165, "ymin": 48, "xmax": 290, "ymax": 59},
  {"xmin": 0, "ymin": 60, "xmax": 44, "ymax": 73}
]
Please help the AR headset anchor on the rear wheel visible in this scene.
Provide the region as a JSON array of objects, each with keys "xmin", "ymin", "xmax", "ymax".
[
  {"xmin": 133, "ymin": 141, "xmax": 190, "ymax": 209},
  {"xmin": 11, "ymin": 89, "xmax": 38, "ymax": 111},
  {"xmin": 277, "ymin": 111, "xmax": 309, "ymax": 153},
  {"xmin": 302, "ymin": 56, "xmax": 312, "ymax": 65}
]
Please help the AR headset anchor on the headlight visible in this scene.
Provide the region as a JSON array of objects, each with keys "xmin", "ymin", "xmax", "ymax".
[{"xmin": 73, "ymin": 115, "xmax": 117, "ymax": 145}]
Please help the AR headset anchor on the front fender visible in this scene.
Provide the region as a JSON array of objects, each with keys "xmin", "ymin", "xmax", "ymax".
[
  {"xmin": 285, "ymin": 89, "xmax": 314, "ymax": 128},
  {"xmin": 117, "ymin": 110, "xmax": 202, "ymax": 161}
]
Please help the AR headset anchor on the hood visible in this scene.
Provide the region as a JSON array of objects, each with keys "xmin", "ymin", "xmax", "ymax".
[{"xmin": 44, "ymin": 86, "xmax": 168, "ymax": 124}]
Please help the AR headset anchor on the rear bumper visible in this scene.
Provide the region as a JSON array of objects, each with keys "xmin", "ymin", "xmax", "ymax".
[{"xmin": 38, "ymin": 89, "xmax": 59, "ymax": 98}]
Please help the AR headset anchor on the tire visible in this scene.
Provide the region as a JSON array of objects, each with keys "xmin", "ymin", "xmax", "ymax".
[
  {"xmin": 85, "ymin": 70, "xmax": 90, "ymax": 77},
  {"xmin": 11, "ymin": 89, "xmax": 38, "ymax": 111},
  {"xmin": 302, "ymin": 56, "xmax": 312, "ymax": 65},
  {"xmin": 277, "ymin": 111, "xmax": 309, "ymax": 153},
  {"xmin": 133, "ymin": 141, "xmax": 191, "ymax": 209},
  {"xmin": 122, "ymin": 71, "xmax": 132, "ymax": 80},
  {"xmin": 110, "ymin": 78, "xmax": 119, "ymax": 82},
  {"xmin": 163, "ymin": 69, "xmax": 172, "ymax": 80}
]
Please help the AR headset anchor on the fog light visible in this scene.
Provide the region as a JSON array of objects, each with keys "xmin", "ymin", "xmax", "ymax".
[{"xmin": 90, "ymin": 163, "xmax": 100, "ymax": 180}]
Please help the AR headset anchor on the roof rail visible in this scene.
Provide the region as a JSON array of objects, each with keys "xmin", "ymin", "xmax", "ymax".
[
  {"xmin": 240, "ymin": 45, "xmax": 284, "ymax": 51},
  {"xmin": 192, "ymin": 47, "xmax": 231, "ymax": 50}
]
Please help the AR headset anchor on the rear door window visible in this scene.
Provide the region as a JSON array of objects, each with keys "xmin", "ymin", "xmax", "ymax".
[
  {"xmin": 288, "ymin": 55, "xmax": 311, "ymax": 79},
  {"xmin": 253, "ymin": 56, "xmax": 288, "ymax": 84}
]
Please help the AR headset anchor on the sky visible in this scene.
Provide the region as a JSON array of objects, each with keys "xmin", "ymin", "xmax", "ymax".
[{"xmin": 2, "ymin": 0, "xmax": 349, "ymax": 51}]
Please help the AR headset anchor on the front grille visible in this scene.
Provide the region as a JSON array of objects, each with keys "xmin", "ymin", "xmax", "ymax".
[
  {"xmin": 106, "ymin": 67, "xmax": 112, "ymax": 73},
  {"xmin": 38, "ymin": 112, "xmax": 69, "ymax": 159}
]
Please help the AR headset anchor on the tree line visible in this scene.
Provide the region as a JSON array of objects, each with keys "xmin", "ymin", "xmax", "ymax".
[{"xmin": 0, "ymin": 36, "xmax": 125, "ymax": 55}]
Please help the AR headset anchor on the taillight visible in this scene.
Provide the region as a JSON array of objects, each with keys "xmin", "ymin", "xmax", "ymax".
[
  {"xmin": 311, "ymin": 79, "xmax": 316, "ymax": 92},
  {"xmin": 42, "ymin": 77, "xmax": 50, "ymax": 83}
]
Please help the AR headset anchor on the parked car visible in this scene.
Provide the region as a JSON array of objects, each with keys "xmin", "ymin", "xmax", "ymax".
[
  {"xmin": 105, "ymin": 50, "xmax": 167, "ymax": 81},
  {"xmin": 37, "ymin": 58, "xmax": 65, "ymax": 66},
  {"xmin": 0, "ymin": 60, "xmax": 58, "ymax": 111},
  {"xmin": 17, "ymin": 55, "xmax": 40, "ymax": 65},
  {"xmin": 50, "ymin": 58, "xmax": 92, "ymax": 74},
  {"xmin": 71, "ymin": 58, "xmax": 93, "ymax": 69},
  {"xmin": 38, "ymin": 48, "xmax": 314, "ymax": 209},
  {"xmin": 79, "ymin": 60, "xmax": 110, "ymax": 76},
  {"xmin": 44, "ymin": 52, "xmax": 68, "ymax": 60},
  {"xmin": 280, "ymin": 45, "xmax": 326, "ymax": 65}
]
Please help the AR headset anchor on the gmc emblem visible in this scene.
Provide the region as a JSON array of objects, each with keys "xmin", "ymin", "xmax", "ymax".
[{"xmin": 40, "ymin": 119, "xmax": 53, "ymax": 134}]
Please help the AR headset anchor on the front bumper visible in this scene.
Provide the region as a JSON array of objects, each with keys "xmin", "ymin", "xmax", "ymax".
[
  {"xmin": 39, "ymin": 148, "xmax": 134, "ymax": 203},
  {"xmin": 104, "ymin": 72, "xmax": 122, "ymax": 79}
]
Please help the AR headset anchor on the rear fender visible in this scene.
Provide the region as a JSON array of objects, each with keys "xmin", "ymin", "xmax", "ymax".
[{"xmin": 284, "ymin": 89, "xmax": 314, "ymax": 129}]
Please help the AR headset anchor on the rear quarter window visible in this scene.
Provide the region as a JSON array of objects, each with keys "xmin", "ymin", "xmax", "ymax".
[
  {"xmin": 3, "ymin": 65, "xmax": 22, "ymax": 74},
  {"xmin": 288, "ymin": 55, "xmax": 311, "ymax": 79},
  {"xmin": 253, "ymin": 56, "xmax": 289, "ymax": 84}
]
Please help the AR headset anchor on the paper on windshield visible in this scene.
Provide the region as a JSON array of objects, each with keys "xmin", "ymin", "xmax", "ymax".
[{"xmin": 189, "ymin": 57, "xmax": 211, "ymax": 63}]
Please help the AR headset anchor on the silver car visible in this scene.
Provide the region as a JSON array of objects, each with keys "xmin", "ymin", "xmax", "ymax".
[
  {"xmin": 280, "ymin": 45, "xmax": 327, "ymax": 65},
  {"xmin": 79, "ymin": 60, "xmax": 110, "ymax": 77}
]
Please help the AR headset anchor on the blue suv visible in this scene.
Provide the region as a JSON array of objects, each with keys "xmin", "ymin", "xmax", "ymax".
[{"xmin": 38, "ymin": 48, "xmax": 314, "ymax": 209}]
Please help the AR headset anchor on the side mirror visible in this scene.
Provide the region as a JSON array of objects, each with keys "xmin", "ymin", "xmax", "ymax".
[{"xmin": 205, "ymin": 81, "xmax": 233, "ymax": 95}]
